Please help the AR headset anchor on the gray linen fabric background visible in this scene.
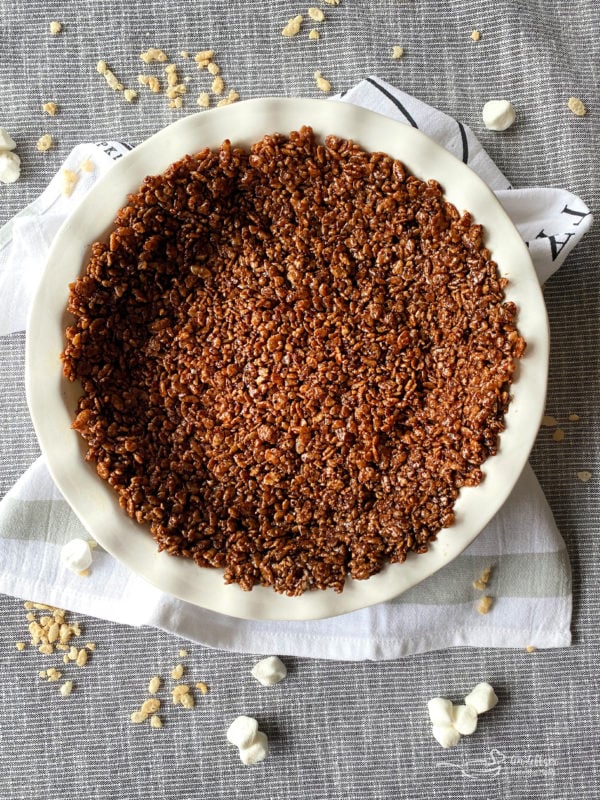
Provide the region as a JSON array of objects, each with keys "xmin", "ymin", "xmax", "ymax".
[{"xmin": 0, "ymin": 1, "xmax": 598, "ymax": 798}]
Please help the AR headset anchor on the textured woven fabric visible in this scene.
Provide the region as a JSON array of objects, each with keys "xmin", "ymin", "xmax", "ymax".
[{"xmin": 0, "ymin": 1, "xmax": 598, "ymax": 798}]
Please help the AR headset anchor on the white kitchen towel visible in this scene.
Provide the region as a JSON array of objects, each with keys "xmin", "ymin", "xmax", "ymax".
[{"xmin": 0, "ymin": 78, "xmax": 591, "ymax": 660}]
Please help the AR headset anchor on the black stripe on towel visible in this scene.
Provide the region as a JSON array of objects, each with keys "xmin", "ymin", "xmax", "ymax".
[
  {"xmin": 365, "ymin": 77, "xmax": 419, "ymax": 128},
  {"xmin": 457, "ymin": 121, "xmax": 469, "ymax": 163}
]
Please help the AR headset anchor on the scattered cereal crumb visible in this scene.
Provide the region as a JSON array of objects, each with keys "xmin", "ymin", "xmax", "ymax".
[
  {"xmin": 169, "ymin": 97, "xmax": 183, "ymax": 109},
  {"xmin": 63, "ymin": 654, "xmax": 70, "ymax": 665},
  {"xmin": 324, "ymin": 0, "xmax": 340, "ymax": 4},
  {"xmin": 60, "ymin": 680, "xmax": 74, "ymax": 697},
  {"xmin": 195, "ymin": 681, "xmax": 209, "ymax": 695},
  {"xmin": 76, "ymin": 648, "xmax": 89, "ymax": 667},
  {"xmin": 314, "ymin": 70, "xmax": 332, "ymax": 93},
  {"xmin": 196, "ymin": 92, "xmax": 210, "ymax": 108},
  {"xmin": 179, "ymin": 649, "xmax": 188, "ymax": 658},
  {"xmin": 282, "ymin": 15, "xmax": 303, "ymax": 37},
  {"xmin": 42, "ymin": 101, "xmax": 59, "ymax": 116},
  {"xmin": 541, "ymin": 414, "xmax": 558, "ymax": 427},
  {"xmin": 568, "ymin": 413, "xmax": 580, "ymax": 422},
  {"xmin": 49, "ymin": 21, "xmax": 62, "ymax": 35},
  {"xmin": 36, "ymin": 134, "xmax": 53, "ymax": 152},
  {"xmin": 46, "ymin": 668, "xmax": 62, "ymax": 682},
  {"xmin": 576, "ymin": 471, "xmax": 592, "ymax": 483},
  {"xmin": 180, "ymin": 691, "xmax": 195, "ymax": 709},
  {"xmin": 68, "ymin": 645, "xmax": 78, "ymax": 660},
  {"xmin": 308, "ymin": 7, "xmax": 325, "ymax": 22},
  {"xmin": 38, "ymin": 643, "xmax": 54, "ymax": 655},
  {"xmin": 130, "ymin": 710, "xmax": 148, "ymax": 724},
  {"xmin": 86, "ymin": 642, "xmax": 96, "ymax": 651},
  {"xmin": 207, "ymin": 62, "xmax": 220, "ymax": 76},
  {"xmin": 471, "ymin": 30, "xmax": 481, "ymax": 42},
  {"xmin": 123, "ymin": 89, "xmax": 138, "ymax": 103},
  {"xmin": 96, "ymin": 60, "xmax": 124, "ymax": 92},
  {"xmin": 216, "ymin": 89, "xmax": 240, "ymax": 107},
  {"xmin": 473, "ymin": 566, "xmax": 493, "ymax": 591},
  {"xmin": 211, "ymin": 75, "xmax": 225, "ymax": 95},
  {"xmin": 552, "ymin": 428, "xmax": 565, "ymax": 442},
  {"xmin": 140, "ymin": 48, "xmax": 168, "ymax": 64},
  {"xmin": 39, "ymin": 671, "xmax": 47, "ymax": 679},
  {"xmin": 150, "ymin": 714, "xmax": 163, "ymax": 728},
  {"xmin": 138, "ymin": 74, "xmax": 161, "ymax": 93},
  {"xmin": 477, "ymin": 596, "xmax": 493, "ymax": 614},
  {"xmin": 567, "ymin": 97, "xmax": 587, "ymax": 117},
  {"xmin": 62, "ymin": 169, "xmax": 79, "ymax": 197},
  {"xmin": 148, "ymin": 675, "xmax": 162, "ymax": 694},
  {"xmin": 194, "ymin": 49, "xmax": 215, "ymax": 69},
  {"xmin": 526, "ymin": 645, "xmax": 536, "ymax": 653},
  {"xmin": 78, "ymin": 568, "xmax": 91, "ymax": 577},
  {"xmin": 141, "ymin": 698, "xmax": 161, "ymax": 714},
  {"xmin": 171, "ymin": 663, "xmax": 185, "ymax": 680},
  {"xmin": 15, "ymin": 642, "xmax": 26, "ymax": 651},
  {"xmin": 171, "ymin": 684, "xmax": 191, "ymax": 704},
  {"xmin": 391, "ymin": 45, "xmax": 404, "ymax": 59},
  {"xmin": 308, "ymin": 29, "xmax": 321, "ymax": 40},
  {"xmin": 180, "ymin": 50, "xmax": 190, "ymax": 59}
]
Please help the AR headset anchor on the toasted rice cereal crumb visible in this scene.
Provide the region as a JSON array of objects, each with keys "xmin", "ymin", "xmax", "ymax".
[
  {"xmin": 38, "ymin": 644, "xmax": 54, "ymax": 655},
  {"xmin": 194, "ymin": 49, "xmax": 214, "ymax": 64},
  {"xmin": 171, "ymin": 664, "xmax": 184, "ymax": 680},
  {"xmin": 282, "ymin": 15, "xmax": 303, "ymax": 37},
  {"xmin": 567, "ymin": 97, "xmax": 587, "ymax": 116},
  {"xmin": 42, "ymin": 101, "xmax": 59, "ymax": 116},
  {"xmin": 47, "ymin": 668, "xmax": 62, "ymax": 682},
  {"xmin": 150, "ymin": 714, "xmax": 163, "ymax": 728},
  {"xmin": 477, "ymin": 596, "xmax": 493, "ymax": 614},
  {"xmin": 123, "ymin": 89, "xmax": 138, "ymax": 103},
  {"xmin": 76, "ymin": 648, "xmax": 89, "ymax": 667},
  {"xmin": 86, "ymin": 642, "xmax": 96, "ymax": 650},
  {"xmin": 130, "ymin": 710, "xmax": 148, "ymax": 724},
  {"xmin": 207, "ymin": 62, "xmax": 220, "ymax": 76},
  {"xmin": 308, "ymin": 7, "xmax": 325, "ymax": 22},
  {"xmin": 80, "ymin": 159, "xmax": 95, "ymax": 173},
  {"xmin": 140, "ymin": 48, "xmax": 168, "ymax": 64},
  {"xmin": 36, "ymin": 134, "xmax": 53, "ymax": 152},
  {"xmin": 148, "ymin": 675, "xmax": 162, "ymax": 694},
  {"xmin": 49, "ymin": 21, "xmax": 62, "ymax": 35},
  {"xmin": 63, "ymin": 654, "xmax": 70, "ymax": 664},
  {"xmin": 180, "ymin": 50, "xmax": 190, "ymax": 59},
  {"xmin": 471, "ymin": 30, "xmax": 481, "ymax": 41},
  {"xmin": 308, "ymin": 29, "xmax": 320, "ymax": 40},
  {"xmin": 197, "ymin": 92, "xmax": 210, "ymax": 108},
  {"xmin": 216, "ymin": 90, "xmax": 240, "ymax": 108},
  {"xmin": 526, "ymin": 645, "xmax": 536, "ymax": 653},
  {"xmin": 211, "ymin": 75, "xmax": 225, "ymax": 95},
  {"xmin": 62, "ymin": 169, "xmax": 79, "ymax": 197},
  {"xmin": 141, "ymin": 698, "xmax": 161, "ymax": 714},
  {"xmin": 576, "ymin": 471, "xmax": 592, "ymax": 483},
  {"xmin": 324, "ymin": 0, "xmax": 340, "ymax": 4},
  {"xmin": 26, "ymin": 612, "xmax": 35, "ymax": 622},
  {"xmin": 138, "ymin": 74, "xmax": 162, "ymax": 93},
  {"xmin": 473, "ymin": 566, "xmax": 492, "ymax": 591},
  {"xmin": 391, "ymin": 45, "xmax": 404, "ymax": 59},
  {"xmin": 68, "ymin": 646, "xmax": 78, "ymax": 660},
  {"xmin": 195, "ymin": 682, "xmax": 209, "ymax": 695},
  {"xmin": 552, "ymin": 428, "xmax": 565, "ymax": 442},
  {"xmin": 314, "ymin": 70, "xmax": 331, "ymax": 92},
  {"xmin": 60, "ymin": 680, "xmax": 74, "ymax": 697},
  {"xmin": 15, "ymin": 642, "xmax": 26, "ymax": 651},
  {"xmin": 96, "ymin": 60, "xmax": 124, "ymax": 92},
  {"xmin": 178, "ymin": 649, "xmax": 188, "ymax": 658},
  {"xmin": 171, "ymin": 684, "xmax": 191, "ymax": 698},
  {"xmin": 541, "ymin": 414, "xmax": 558, "ymax": 427},
  {"xmin": 39, "ymin": 670, "xmax": 47, "ymax": 679},
  {"xmin": 568, "ymin": 413, "xmax": 580, "ymax": 422},
  {"xmin": 180, "ymin": 691, "xmax": 195, "ymax": 709}
]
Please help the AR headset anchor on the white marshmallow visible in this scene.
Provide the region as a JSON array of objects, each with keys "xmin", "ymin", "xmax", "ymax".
[
  {"xmin": 432, "ymin": 724, "xmax": 461, "ymax": 749},
  {"xmin": 464, "ymin": 682, "xmax": 498, "ymax": 714},
  {"xmin": 251, "ymin": 655, "xmax": 287, "ymax": 686},
  {"xmin": 427, "ymin": 697, "xmax": 454, "ymax": 726},
  {"xmin": 239, "ymin": 731, "xmax": 269, "ymax": 765},
  {"xmin": 60, "ymin": 538, "xmax": 93, "ymax": 572},
  {"xmin": 0, "ymin": 127, "xmax": 17, "ymax": 150},
  {"xmin": 226, "ymin": 715, "xmax": 259, "ymax": 749},
  {"xmin": 451, "ymin": 704, "xmax": 478, "ymax": 736},
  {"xmin": 482, "ymin": 100, "xmax": 517, "ymax": 131},
  {"xmin": 0, "ymin": 151, "xmax": 21, "ymax": 184}
]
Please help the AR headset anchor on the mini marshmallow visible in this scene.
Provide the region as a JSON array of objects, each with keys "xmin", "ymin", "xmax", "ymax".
[
  {"xmin": 0, "ymin": 127, "xmax": 17, "ymax": 150},
  {"xmin": 60, "ymin": 538, "xmax": 93, "ymax": 572},
  {"xmin": 251, "ymin": 655, "xmax": 287, "ymax": 686},
  {"xmin": 482, "ymin": 100, "xmax": 517, "ymax": 131},
  {"xmin": 0, "ymin": 151, "xmax": 21, "ymax": 184},
  {"xmin": 451, "ymin": 704, "xmax": 478, "ymax": 736},
  {"xmin": 427, "ymin": 697, "xmax": 454, "ymax": 726},
  {"xmin": 431, "ymin": 724, "xmax": 461, "ymax": 749},
  {"xmin": 464, "ymin": 682, "xmax": 498, "ymax": 714},
  {"xmin": 239, "ymin": 730, "xmax": 269, "ymax": 765},
  {"xmin": 226, "ymin": 715, "xmax": 259, "ymax": 749}
]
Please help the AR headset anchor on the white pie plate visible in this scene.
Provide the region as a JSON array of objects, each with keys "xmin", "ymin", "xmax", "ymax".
[{"xmin": 25, "ymin": 97, "xmax": 548, "ymax": 621}]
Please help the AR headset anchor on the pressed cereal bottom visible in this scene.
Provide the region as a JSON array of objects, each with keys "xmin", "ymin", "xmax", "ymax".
[{"xmin": 62, "ymin": 127, "xmax": 525, "ymax": 596}]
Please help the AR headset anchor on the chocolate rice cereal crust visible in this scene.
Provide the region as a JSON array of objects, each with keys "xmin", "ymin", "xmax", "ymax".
[{"xmin": 61, "ymin": 127, "xmax": 525, "ymax": 596}]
